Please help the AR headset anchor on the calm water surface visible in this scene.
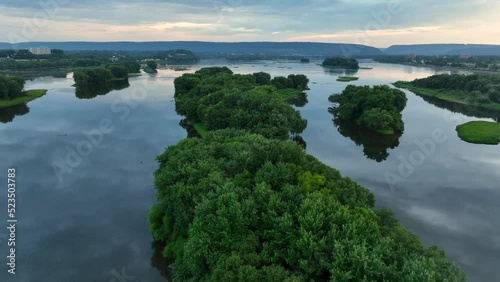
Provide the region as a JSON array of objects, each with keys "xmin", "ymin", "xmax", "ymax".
[{"xmin": 0, "ymin": 61, "xmax": 498, "ymax": 282}]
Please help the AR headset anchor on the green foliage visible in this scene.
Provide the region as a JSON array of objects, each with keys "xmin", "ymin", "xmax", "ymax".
[
  {"xmin": 149, "ymin": 129, "xmax": 466, "ymax": 281},
  {"xmin": 106, "ymin": 64, "xmax": 129, "ymax": 79},
  {"xmin": 146, "ymin": 60, "xmax": 158, "ymax": 70},
  {"xmin": 0, "ymin": 89, "xmax": 47, "ymax": 108},
  {"xmin": 253, "ymin": 72, "xmax": 271, "ymax": 86},
  {"xmin": 322, "ymin": 57, "xmax": 360, "ymax": 69},
  {"xmin": 173, "ymin": 67, "xmax": 308, "ymax": 139},
  {"xmin": 329, "ymin": 85, "xmax": 407, "ymax": 134},
  {"xmin": 400, "ymin": 74, "xmax": 500, "ymax": 104},
  {"xmin": 456, "ymin": 121, "xmax": 500, "ymax": 145},
  {"xmin": 158, "ymin": 49, "xmax": 200, "ymax": 65},
  {"xmin": 0, "ymin": 75, "xmax": 26, "ymax": 100}
]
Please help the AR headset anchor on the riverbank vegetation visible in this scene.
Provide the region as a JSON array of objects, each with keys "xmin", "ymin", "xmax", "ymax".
[
  {"xmin": 329, "ymin": 85, "xmax": 407, "ymax": 134},
  {"xmin": 158, "ymin": 49, "xmax": 200, "ymax": 65},
  {"xmin": 394, "ymin": 74, "xmax": 500, "ymax": 111},
  {"xmin": 149, "ymin": 128, "xmax": 466, "ymax": 281},
  {"xmin": 322, "ymin": 57, "xmax": 359, "ymax": 69},
  {"xmin": 375, "ymin": 55, "xmax": 500, "ymax": 71},
  {"xmin": 174, "ymin": 67, "xmax": 308, "ymax": 139},
  {"xmin": 337, "ymin": 76, "xmax": 359, "ymax": 82},
  {"xmin": 456, "ymin": 121, "xmax": 500, "ymax": 145},
  {"xmin": 0, "ymin": 75, "xmax": 47, "ymax": 108}
]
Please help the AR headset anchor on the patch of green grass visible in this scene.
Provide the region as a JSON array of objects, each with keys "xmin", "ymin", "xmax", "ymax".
[
  {"xmin": 173, "ymin": 67, "xmax": 189, "ymax": 71},
  {"xmin": 359, "ymin": 67, "xmax": 373, "ymax": 70},
  {"xmin": 192, "ymin": 122, "xmax": 209, "ymax": 137},
  {"xmin": 337, "ymin": 76, "xmax": 359, "ymax": 82},
  {"xmin": 0, "ymin": 89, "xmax": 48, "ymax": 108},
  {"xmin": 375, "ymin": 128, "xmax": 395, "ymax": 135},
  {"xmin": 276, "ymin": 88, "xmax": 303, "ymax": 101},
  {"xmin": 456, "ymin": 121, "xmax": 500, "ymax": 145},
  {"xmin": 393, "ymin": 81, "xmax": 500, "ymax": 112}
]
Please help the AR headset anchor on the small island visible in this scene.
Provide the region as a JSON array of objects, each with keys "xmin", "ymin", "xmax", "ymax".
[
  {"xmin": 0, "ymin": 75, "xmax": 47, "ymax": 108},
  {"xmin": 144, "ymin": 60, "xmax": 158, "ymax": 73},
  {"xmin": 322, "ymin": 57, "xmax": 360, "ymax": 69},
  {"xmin": 456, "ymin": 121, "xmax": 500, "ymax": 145},
  {"xmin": 174, "ymin": 67, "xmax": 309, "ymax": 138},
  {"xmin": 337, "ymin": 76, "xmax": 359, "ymax": 82},
  {"xmin": 328, "ymin": 85, "xmax": 407, "ymax": 134},
  {"xmin": 394, "ymin": 74, "xmax": 500, "ymax": 112}
]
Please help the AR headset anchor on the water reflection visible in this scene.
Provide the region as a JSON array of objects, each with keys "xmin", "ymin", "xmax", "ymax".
[
  {"xmin": 322, "ymin": 67, "xmax": 359, "ymax": 77},
  {"xmin": 75, "ymin": 79, "xmax": 130, "ymax": 99},
  {"xmin": 179, "ymin": 119, "xmax": 202, "ymax": 138},
  {"xmin": 416, "ymin": 93, "xmax": 500, "ymax": 122},
  {"xmin": 333, "ymin": 119, "xmax": 402, "ymax": 162},
  {"xmin": 287, "ymin": 92, "xmax": 308, "ymax": 107},
  {"xmin": 150, "ymin": 241, "xmax": 173, "ymax": 281},
  {"xmin": 0, "ymin": 104, "xmax": 30, "ymax": 123}
]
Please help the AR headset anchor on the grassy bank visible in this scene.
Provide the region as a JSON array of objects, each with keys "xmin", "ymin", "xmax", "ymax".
[
  {"xmin": 456, "ymin": 121, "xmax": 500, "ymax": 145},
  {"xmin": 393, "ymin": 81, "xmax": 500, "ymax": 112},
  {"xmin": 0, "ymin": 89, "xmax": 48, "ymax": 108},
  {"xmin": 192, "ymin": 122, "xmax": 209, "ymax": 137},
  {"xmin": 276, "ymin": 88, "xmax": 304, "ymax": 100},
  {"xmin": 337, "ymin": 76, "xmax": 359, "ymax": 82}
]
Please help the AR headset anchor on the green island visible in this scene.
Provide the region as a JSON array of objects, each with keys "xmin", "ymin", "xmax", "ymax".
[
  {"xmin": 144, "ymin": 60, "xmax": 159, "ymax": 73},
  {"xmin": 0, "ymin": 75, "xmax": 47, "ymax": 108},
  {"xmin": 394, "ymin": 74, "xmax": 500, "ymax": 112},
  {"xmin": 321, "ymin": 57, "xmax": 360, "ymax": 69},
  {"xmin": 328, "ymin": 85, "xmax": 407, "ymax": 134},
  {"xmin": 336, "ymin": 76, "xmax": 359, "ymax": 82},
  {"xmin": 456, "ymin": 121, "xmax": 500, "ymax": 145},
  {"xmin": 174, "ymin": 67, "xmax": 309, "ymax": 138}
]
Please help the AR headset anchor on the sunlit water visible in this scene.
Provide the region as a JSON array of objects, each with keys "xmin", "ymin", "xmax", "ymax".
[{"xmin": 0, "ymin": 60, "xmax": 498, "ymax": 282}]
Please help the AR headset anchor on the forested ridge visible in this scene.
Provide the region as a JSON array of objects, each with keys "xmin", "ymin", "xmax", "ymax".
[{"xmin": 149, "ymin": 68, "xmax": 466, "ymax": 281}]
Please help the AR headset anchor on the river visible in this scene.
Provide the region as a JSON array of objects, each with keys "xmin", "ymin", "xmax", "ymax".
[{"xmin": 0, "ymin": 60, "xmax": 498, "ymax": 282}]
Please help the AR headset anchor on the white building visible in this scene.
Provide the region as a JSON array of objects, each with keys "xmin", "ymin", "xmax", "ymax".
[{"xmin": 28, "ymin": 47, "xmax": 52, "ymax": 55}]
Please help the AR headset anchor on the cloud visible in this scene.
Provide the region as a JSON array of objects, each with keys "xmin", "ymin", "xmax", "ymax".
[{"xmin": 0, "ymin": 0, "xmax": 499, "ymax": 46}]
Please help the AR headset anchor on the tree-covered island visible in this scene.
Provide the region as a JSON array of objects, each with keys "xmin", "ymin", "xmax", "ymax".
[
  {"xmin": 329, "ymin": 85, "xmax": 407, "ymax": 134},
  {"xmin": 174, "ymin": 67, "xmax": 309, "ymax": 139},
  {"xmin": 322, "ymin": 57, "xmax": 360, "ymax": 69}
]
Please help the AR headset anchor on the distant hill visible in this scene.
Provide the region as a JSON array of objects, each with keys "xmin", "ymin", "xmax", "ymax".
[
  {"xmin": 385, "ymin": 44, "xmax": 500, "ymax": 56},
  {"xmin": 0, "ymin": 41, "xmax": 383, "ymax": 57}
]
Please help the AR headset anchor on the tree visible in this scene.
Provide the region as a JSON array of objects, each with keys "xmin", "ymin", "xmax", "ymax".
[
  {"xmin": 106, "ymin": 64, "xmax": 129, "ymax": 79},
  {"xmin": 146, "ymin": 60, "xmax": 158, "ymax": 70},
  {"xmin": 253, "ymin": 72, "xmax": 271, "ymax": 86}
]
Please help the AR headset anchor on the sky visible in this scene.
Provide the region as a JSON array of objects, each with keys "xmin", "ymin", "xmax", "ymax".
[{"xmin": 0, "ymin": 0, "xmax": 499, "ymax": 47}]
